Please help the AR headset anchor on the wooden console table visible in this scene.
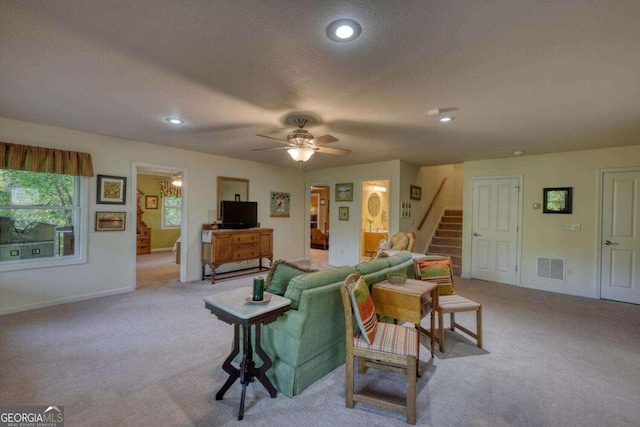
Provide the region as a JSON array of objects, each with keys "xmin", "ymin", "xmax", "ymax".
[{"xmin": 202, "ymin": 228, "xmax": 273, "ymax": 283}]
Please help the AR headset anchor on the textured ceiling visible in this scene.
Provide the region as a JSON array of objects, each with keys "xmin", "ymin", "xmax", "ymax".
[{"xmin": 1, "ymin": 1, "xmax": 640, "ymax": 170}]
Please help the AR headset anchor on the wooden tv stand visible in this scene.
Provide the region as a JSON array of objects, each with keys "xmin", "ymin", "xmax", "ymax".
[{"xmin": 201, "ymin": 228, "xmax": 273, "ymax": 284}]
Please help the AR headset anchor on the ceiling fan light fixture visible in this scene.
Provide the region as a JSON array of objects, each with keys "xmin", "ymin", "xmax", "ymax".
[
  {"xmin": 326, "ymin": 19, "xmax": 362, "ymax": 42},
  {"xmin": 288, "ymin": 147, "xmax": 315, "ymax": 162}
]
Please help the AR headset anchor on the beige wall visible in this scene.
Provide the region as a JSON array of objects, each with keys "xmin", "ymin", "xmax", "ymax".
[
  {"xmin": 0, "ymin": 117, "xmax": 305, "ymax": 314},
  {"xmin": 304, "ymin": 161, "xmax": 400, "ymax": 266},
  {"xmin": 463, "ymin": 144, "xmax": 640, "ymax": 298}
]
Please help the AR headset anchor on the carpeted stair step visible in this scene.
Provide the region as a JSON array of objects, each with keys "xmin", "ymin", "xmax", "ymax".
[
  {"xmin": 439, "ymin": 223, "xmax": 462, "ymax": 231},
  {"xmin": 436, "ymin": 229, "xmax": 462, "ymax": 238},
  {"xmin": 428, "ymin": 244, "xmax": 462, "ymax": 257},
  {"xmin": 444, "ymin": 209, "xmax": 463, "ymax": 217},
  {"xmin": 431, "ymin": 236, "xmax": 462, "ymax": 246},
  {"xmin": 441, "ymin": 216, "xmax": 463, "ymax": 223}
]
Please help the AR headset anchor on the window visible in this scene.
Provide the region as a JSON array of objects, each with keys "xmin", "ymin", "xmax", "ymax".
[
  {"xmin": 162, "ymin": 196, "xmax": 181, "ymax": 228},
  {"xmin": 0, "ymin": 169, "xmax": 85, "ymax": 269}
]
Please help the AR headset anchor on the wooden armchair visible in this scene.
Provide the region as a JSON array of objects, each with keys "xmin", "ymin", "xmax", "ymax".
[{"xmin": 340, "ymin": 273, "xmax": 419, "ymax": 424}]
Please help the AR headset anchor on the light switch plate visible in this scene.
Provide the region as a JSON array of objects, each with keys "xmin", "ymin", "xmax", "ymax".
[{"xmin": 565, "ymin": 224, "xmax": 581, "ymax": 231}]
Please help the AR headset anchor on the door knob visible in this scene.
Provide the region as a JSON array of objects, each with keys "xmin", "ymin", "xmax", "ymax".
[
  {"xmin": 473, "ymin": 233, "xmax": 481, "ymax": 237},
  {"xmin": 604, "ymin": 240, "xmax": 616, "ymax": 245}
]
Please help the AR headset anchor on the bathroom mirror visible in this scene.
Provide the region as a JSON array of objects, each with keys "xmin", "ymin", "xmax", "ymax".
[
  {"xmin": 367, "ymin": 193, "xmax": 381, "ymax": 217},
  {"xmin": 217, "ymin": 176, "xmax": 249, "ymax": 219}
]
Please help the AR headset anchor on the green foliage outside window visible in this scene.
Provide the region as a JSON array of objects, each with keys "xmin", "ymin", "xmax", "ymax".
[
  {"xmin": 0, "ymin": 169, "xmax": 75, "ymax": 229},
  {"xmin": 163, "ymin": 196, "xmax": 181, "ymax": 228}
]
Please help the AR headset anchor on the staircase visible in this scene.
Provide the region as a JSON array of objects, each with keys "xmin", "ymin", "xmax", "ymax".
[{"xmin": 426, "ymin": 209, "xmax": 463, "ymax": 275}]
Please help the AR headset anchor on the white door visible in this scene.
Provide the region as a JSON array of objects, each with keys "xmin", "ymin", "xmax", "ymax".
[
  {"xmin": 471, "ymin": 177, "xmax": 520, "ymax": 284},
  {"xmin": 601, "ymin": 170, "xmax": 640, "ymax": 304}
]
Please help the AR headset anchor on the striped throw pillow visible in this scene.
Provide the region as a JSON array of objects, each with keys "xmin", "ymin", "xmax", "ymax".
[
  {"xmin": 348, "ymin": 276, "xmax": 378, "ymax": 345},
  {"xmin": 417, "ymin": 259, "xmax": 455, "ymax": 295}
]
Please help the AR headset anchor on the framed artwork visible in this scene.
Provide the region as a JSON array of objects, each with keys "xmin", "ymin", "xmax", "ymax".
[
  {"xmin": 410, "ymin": 185, "xmax": 422, "ymax": 201},
  {"xmin": 335, "ymin": 183, "xmax": 353, "ymax": 202},
  {"xmin": 97, "ymin": 175, "xmax": 127, "ymax": 205},
  {"xmin": 339, "ymin": 206, "xmax": 349, "ymax": 221},
  {"xmin": 270, "ymin": 191, "xmax": 290, "ymax": 217},
  {"xmin": 145, "ymin": 195, "xmax": 158, "ymax": 209},
  {"xmin": 95, "ymin": 211, "xmax": 126, "ymax": 231},
  {"xmin": 543, "ymin": 187, "xmax": 573, "ymax": 214}
]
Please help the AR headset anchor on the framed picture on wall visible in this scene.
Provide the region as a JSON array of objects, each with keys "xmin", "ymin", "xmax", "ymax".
[
  {"xmin": 335, "ymin": 183, "xmax": 353, "ymax": 202},
  {"xmin": 95, "ymin": 211, "xmax": 126, "ymax": 231},
  {"xmin": 145, "ymin": 195, "xmax": 158, "ymax": 209},
  {"xmin": 97, "ymin": 175, "xmax": 127, "ymax": 205},
  {"xmin": 410, "ymin": 185, "xmax": 422, "ymax": 201},
  {"xmin": 339, "ymin": 206, "xmax": 349, "ymax": 221},
  {"xmin": 543, "ymin": 187, "xmax": 573, "ymax": 214}
]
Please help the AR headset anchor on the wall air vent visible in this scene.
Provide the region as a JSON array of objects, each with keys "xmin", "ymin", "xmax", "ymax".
[{"xmin": 536, "ymin": 257, "xmax": 565, "ymax": 281}]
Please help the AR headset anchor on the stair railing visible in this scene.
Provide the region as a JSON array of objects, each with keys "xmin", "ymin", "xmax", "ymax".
[{"xmin": 417, "ymin": 178, "xmax": 447, "ymax": 231}]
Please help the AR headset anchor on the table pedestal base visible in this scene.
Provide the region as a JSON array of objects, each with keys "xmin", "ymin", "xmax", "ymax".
[{"xmin": 215, "ymin": 323, "xmax": 277, "ymax": 420}]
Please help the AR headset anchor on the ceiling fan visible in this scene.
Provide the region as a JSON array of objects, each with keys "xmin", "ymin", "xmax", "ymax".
[{"xmin": 252, "ymin": 118, "xmax": 351, "ymax": 162}]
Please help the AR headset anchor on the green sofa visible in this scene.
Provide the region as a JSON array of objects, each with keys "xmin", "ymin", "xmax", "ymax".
[{"xmin": 258, "ymin": 250, "xmax": 416, "ymax": 397}]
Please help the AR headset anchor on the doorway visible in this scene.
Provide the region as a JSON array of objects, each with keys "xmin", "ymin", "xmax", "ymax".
[
  {"xmin": 133, "ymin": 164, "xmax": 187, "ymax": 288},
  {"xmin": 599, "ymin": 168, "xmax": 640, "ymax": 304},
  {"xmin": 309, "ymin": 186, "xmax": 330, "ymax": 265},
  {"xmin": 361, "ymin": 180, "xmax": 389, "ymax": 258},
  {"xmin": 470, "ymin": 176, "xmax": 521, "ymax": 285}
]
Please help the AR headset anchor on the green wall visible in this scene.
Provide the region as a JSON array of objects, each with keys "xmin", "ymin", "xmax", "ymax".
[{"xmin": 136, "ymin": 174, "xmax": 181, "ymax": 250}]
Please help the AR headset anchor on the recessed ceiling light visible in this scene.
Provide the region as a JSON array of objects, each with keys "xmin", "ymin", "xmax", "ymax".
[
  {"xmin": 513, "ymin": 150, "xmax": 524, "ymax": 156},
  {"xmin": 440, "ymin": 116, "xmax": 455, "ymax": 123},
  {"xmin": 165, "ymin": 118, "xmax": 185, "ymax": 125},
  {"xmin": 326, "ymin": 19, "xmax": 362, "ymax": 42}
]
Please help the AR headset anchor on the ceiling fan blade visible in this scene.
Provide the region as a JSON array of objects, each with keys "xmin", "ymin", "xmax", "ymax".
[
  {"xmin": 314, "ymin": 135, "xmax": 339, "ymax": 145},
  {"xmin": 251, "ymin": 146, "xmax": 290, "ymax": 152},
  {"xmin": 314, "ymin": 146, "xmax": 351, "ymax": 156},
  {"xmin": 256, "ymin": 134, "xmax": 293, "ymax": 145}
]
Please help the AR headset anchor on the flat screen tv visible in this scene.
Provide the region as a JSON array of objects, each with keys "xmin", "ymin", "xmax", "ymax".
[{"xmin": 220, "ymin": 201, "xmax": 258, "ymax": 229}]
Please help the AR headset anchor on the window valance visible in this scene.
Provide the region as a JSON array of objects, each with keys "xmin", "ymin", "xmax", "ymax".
[
  {"xmin": 0, "ymin": 141, "xmax": 94, "ymax": 177},
  {"xmin": 160, "ymin": 181, "xmax": 181, "ymax": 198}
]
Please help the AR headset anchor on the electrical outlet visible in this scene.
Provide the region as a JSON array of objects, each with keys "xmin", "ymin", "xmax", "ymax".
[
  {"xmin": 566, "ymin": 268, "xmax": 573, "ymax": 276},
  {"xmin": 190, "ymin": 215, "xmax": 197, "ymax": 224}
]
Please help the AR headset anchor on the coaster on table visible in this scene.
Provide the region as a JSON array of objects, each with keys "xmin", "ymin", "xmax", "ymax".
[{"xmin": 245, "ymin": 292, "xmax": 272, "ymax": 304}]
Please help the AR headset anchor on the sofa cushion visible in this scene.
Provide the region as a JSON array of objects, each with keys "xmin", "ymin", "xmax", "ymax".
[
  {"xmin": 354, "ymin": 257, "xmax": 390, "ymax": 275},
  {"xmin": 285, "ymin": 265, "xmax": 357, "ymax": 310},
  {"xmin": 265, "ymin": 259, "xmax": 317, "ymax": 296},
  {"xmin": 416, "ymin": 259, "xmax": 455, "ymax": 295},
  {"xmin": 348, "ymin": 276, "xmax": 378, "ymax": 345},
  {"xmin": 385, "ymin": 250, "xmax": 413, "ymax": 267}
]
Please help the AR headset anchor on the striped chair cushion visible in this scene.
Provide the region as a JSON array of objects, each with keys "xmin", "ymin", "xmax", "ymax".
[
  {"xmin": 417, "ymin": 259, "xmax": 455, "ymax": 295},
  {"xmin": 354, "ymin": 322, "xmax": 418, "ymax": 357},
  {"xmin": 348, "ymin": 276, "xmax": 378, "ymax": 345},
  {"xmin": 439, "ymin": 294, "xmax": 481, "ymax": 311}
]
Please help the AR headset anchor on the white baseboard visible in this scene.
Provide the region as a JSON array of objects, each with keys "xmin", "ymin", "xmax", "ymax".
[
  {"xmin": 151, "ymin": 247, "xmax": 174, "ymax": 252},
  {"xmin": 0, "ymin": 287, "xmax": 134, "ymax": 316}
]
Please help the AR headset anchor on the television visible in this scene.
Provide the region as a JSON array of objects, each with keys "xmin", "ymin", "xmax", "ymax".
[{"xmin": 220, "ymin": 200, "xmax": 258, "ymax": 229}]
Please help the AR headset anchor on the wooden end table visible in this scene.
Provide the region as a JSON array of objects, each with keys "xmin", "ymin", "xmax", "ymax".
[
  {"xmin": 204, "ymin": 287, "xmax": 291, "ymax": 421},
  {"xmin": 372, "ymin": 278, "xmax": 438, "ymax": 366}
]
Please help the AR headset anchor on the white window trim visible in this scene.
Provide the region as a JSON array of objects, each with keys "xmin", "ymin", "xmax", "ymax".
[{"xmin": 0, "ymin": 177, "xmax": 88, "ymax": 272}]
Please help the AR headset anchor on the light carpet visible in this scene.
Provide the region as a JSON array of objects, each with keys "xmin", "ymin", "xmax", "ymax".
[{"xmin": 1, "ymin": 270, "xmax": 639, "ymax": 426}]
